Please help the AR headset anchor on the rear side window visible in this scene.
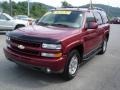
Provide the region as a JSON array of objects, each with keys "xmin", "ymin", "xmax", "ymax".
[
  {"xmin": 93, "ymin": 12, "xmax": 103, "ymax": 25},
  {"xmin": 100, "ymin": 11, "xmax": 108, "ymax": 24}
]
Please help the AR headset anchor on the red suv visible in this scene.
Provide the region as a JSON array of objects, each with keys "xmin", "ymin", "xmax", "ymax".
[{"xmin": 4, "ymin": 7, "xmax": 110, "ymax": 80}]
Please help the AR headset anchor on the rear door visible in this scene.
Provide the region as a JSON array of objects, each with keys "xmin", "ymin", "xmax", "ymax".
[
  {"xmin": 93, "ymin": 11, "xmax": 104, "ymax": 47},
  {"xmin": 93, "ymin": 11, "xmax": 109, "ymax": 47},
  {"xmin": 100, "ymin": 11, "xmax": 110, "ymax": 33}
]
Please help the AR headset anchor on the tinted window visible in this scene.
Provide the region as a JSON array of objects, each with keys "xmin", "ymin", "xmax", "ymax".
[
  {"xmin": 93, "ymin": 12, "xmax": 103, "ymax": 25},
  {"xmin": 0, "ymin": 14, "xmax": 8, "ymax": 20},
  {"xmin": 86, "ymin": 12, "xmax": 95, "ymax": 22},
  {"xmin": 38, "ymin": 11, "xmax": 83, "ymax": 28},
  {"xmin": 100, "ymin": 11, "xmax": 108, "ymax": 23}
]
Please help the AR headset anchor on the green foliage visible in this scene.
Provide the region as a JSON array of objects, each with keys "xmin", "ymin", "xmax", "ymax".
[
  {"xmin": 61, "ymin": 1, "xmax": 72, "ymax": 7},
  {"xmin": 30, "ymin": 3, "xmax": 47, "ymax": 18},
  {"xmin": 1, "ymin": 1, "xmax": 120, "ymax": 18},
  {"xmin": 0, "ymin": 1, "xmax": 48, "ymax": 18},
  {"xmin": 0, "ymin": 1, "xmax": 10, "ymax": 14}
]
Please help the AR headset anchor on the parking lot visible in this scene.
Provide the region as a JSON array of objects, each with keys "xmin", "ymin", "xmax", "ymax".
[{"xmin": 0, "ymin": 24, "xmax": 120, "ymax": 90}]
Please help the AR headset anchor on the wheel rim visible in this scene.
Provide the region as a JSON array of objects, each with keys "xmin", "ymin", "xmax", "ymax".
[
  {"xmin": 69, "ymin": 55, "xmax": 78, "ymax": 75},
  {"xmin": 103, "ymin": 40, "xmax": 107, "ymax": 52}
]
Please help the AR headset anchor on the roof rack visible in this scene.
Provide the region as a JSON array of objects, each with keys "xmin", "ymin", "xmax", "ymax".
[
  {"xmin": 61, "ymin": 6, "xmax": 104, "ymax": 11},
  {"xmin": 89, "ymin": 7, "xmax": 104, "ymax": 11},
  {"xmin": 53, "ymin": 6, "xmax": 81, "ymax": 10},
  {"xmin": 52, "ymin": 6, "xmax": 104, "ymax": 11},
  {"xmin": 62, "ymin": 6, "xmax": 81, "ymax": 8}
]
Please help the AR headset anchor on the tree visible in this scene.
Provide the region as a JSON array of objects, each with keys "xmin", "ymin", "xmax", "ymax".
[
  {"xmin": 1, "ymin": 1, "xmax": 9, "ymax": 14},
  {"xmin": 61, "ymin": 1, "xmax": 72, "ymax": 7},
  {"xmin": 30, "ymin": 3, "xmax": 47, "ymax": 18},
  {"xmin": 0, "ymin": 1, "xmax": 48, "ymax": 18}
]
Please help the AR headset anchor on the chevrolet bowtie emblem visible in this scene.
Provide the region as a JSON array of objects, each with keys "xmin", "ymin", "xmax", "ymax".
[{"xmin": 18, "ymin": 45, "xmax": 25, "ymax": 50}]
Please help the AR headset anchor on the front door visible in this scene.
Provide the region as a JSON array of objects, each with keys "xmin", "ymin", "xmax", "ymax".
[{"xmin": 83, "ymin": 12, "xmax": 98, "ymax": 55}]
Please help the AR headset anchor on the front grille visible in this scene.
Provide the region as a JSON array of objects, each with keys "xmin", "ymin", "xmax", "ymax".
[
  {"xmin": 9, "ymin": 45, "xmax": 40, "ymax": 56},
  {"xmin": 11, "ymin": 38, "xmax": 40, "ymax": 48},
  {"xmin": 8, "ymin": 38, "xmax": 41, "ymax": 56}
]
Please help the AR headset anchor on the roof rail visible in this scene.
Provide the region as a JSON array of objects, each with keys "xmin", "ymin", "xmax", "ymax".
[
  {"xmin": 53, "ymin": 6, "xmax": 89, "ymax": 11},
  {"xmin": 52, "ymin": 7, "xmax": 104, "ymax": 11},
  {"xmin": 62, "ymin": 6, "xmax": 81, "ymax": 8},
  {"xmin": 52, "ymin": 6, "xmax": 81, "ymax": 10},
  {"xmin": 89, "ymin": 7, "xmax": 104, "ymax": 11}
]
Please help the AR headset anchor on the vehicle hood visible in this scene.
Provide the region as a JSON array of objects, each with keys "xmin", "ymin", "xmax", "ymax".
[{"xmin": 8, "ymin": 25, "xmax": 81, "ymax": 43}]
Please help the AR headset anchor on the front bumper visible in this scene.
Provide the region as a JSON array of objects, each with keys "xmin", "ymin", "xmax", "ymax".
[{"xmin": 4, "ymin": 47, "xmax": 67, "ymax": 73}]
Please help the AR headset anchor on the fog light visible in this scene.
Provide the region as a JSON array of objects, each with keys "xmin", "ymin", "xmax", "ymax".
[
  {"xmin": 46, "ymin": 68, "xmax": 51, "ymax": 73},
  {"xmin": 41, "ymin": 52, "xmax": 62, "ymax": 58}
]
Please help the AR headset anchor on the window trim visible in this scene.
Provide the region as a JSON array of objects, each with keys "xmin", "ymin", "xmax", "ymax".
[{"xmin": 93, "ymin": 11, "xmax": 103, "ymax": 25}]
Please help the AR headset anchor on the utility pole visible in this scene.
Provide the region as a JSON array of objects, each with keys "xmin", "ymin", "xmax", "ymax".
[
  {"xmin": 0, "ymin": 2, "xmax": 1, "ymax": 11},
  {"xmin": 90, "ymin": 0, "xmax": 93, "ymax": 9},
  {"xmin": 9, "ymin": 0, "xmax": 12, "ymax": 16},
  {"xmin": 107, "ymin": 0, "xmax": 110, "ymax": 17},
  {"xmin": 28, "ymin": 0, "xmax": 30, "ymax": 16}
]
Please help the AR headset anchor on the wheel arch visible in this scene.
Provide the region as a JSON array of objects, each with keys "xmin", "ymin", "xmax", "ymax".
[
  {"xmin": 66, "ymin": 44, "xmax": 84, "ymax": 63},
  {"xmin": 106, "ymin": 33, "xmax": 109, "ymax": 41},
  {"xmin": 14, "ymin": 24, "xmax": 25, "ymax": 30}
]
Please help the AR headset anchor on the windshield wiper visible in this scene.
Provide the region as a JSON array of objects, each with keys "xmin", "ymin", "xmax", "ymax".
[{"xmin": 51, "ymin": 23, "xmax": 71, "ymax": 28}]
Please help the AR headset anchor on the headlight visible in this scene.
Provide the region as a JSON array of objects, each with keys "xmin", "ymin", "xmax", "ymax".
[
  {"xmin": 6, "ymin": 36, "xmax": 10, "ymax": 41},
  {"xmin": 42, "ymin": 43, "xmax": 62, "ymax": 50},
  {"xmin": 6, "ymin": 36, "xmax": 11, "ymax": 47}
]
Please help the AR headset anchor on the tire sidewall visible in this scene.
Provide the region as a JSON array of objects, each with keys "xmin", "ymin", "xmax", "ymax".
[
  {"xmin": 63, "ymin": 50, "xmax": 80, "ymax": 80},
  {"xmin": 102, "ymin": 39, "xmax": 108, "ymax": 53}
]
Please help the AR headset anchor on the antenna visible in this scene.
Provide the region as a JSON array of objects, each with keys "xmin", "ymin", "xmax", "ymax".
[
  {"xmin": 9, "ymin": 0, "xmax": 12, "ymax": 16},
  {"xmin": 28, "ymin": 0, "xmax": 30, "ymax": 16},
  {"xmin": 89, "ymin": 0, "xmax": 93, "ymax": 9}
]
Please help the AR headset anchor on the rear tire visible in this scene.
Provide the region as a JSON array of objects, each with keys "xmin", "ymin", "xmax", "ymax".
[
  {"xmin": 98, "ymin": 38, "xmax": 108, "ymax": 55},
  {"xmin": 62, "ymin": 50, "xmax": 80, "ymax": 80}
]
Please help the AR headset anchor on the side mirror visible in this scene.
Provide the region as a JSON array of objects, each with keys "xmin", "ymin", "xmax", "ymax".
[{"xmin": 86, "ymin": 21, "xmax": 98, "ymax": 29}]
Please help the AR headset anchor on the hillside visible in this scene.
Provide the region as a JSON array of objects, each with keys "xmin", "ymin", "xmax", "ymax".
[
  {"xmin": 0, "ymin": 1, "xmax": 120, "ymax": 18},
  {"xmin": 80, "ymin": 4, "xmax": 120, "ymax": 17}
]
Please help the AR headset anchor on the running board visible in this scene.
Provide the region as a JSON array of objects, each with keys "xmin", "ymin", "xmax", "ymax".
[{"xmin": 83, "ymin": 48, "xmax": 102, "ymax": 61}]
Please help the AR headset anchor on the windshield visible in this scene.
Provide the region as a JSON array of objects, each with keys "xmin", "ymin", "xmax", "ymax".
[
  {"xmin": 38, "ymin": 10, "xmax": 83, "ymax": 28},
  {"xmin": 4, "ymin": 13, "xmax": 13, "ymax": 20}
]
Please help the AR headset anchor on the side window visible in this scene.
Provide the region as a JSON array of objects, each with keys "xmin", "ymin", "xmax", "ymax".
[
  {"xmin": 0, "ymin": 14, "xmax": 8, "ymax": 20},
  {"xmin": 93, "ymin": 12, "xmax": 103, "ymax": 25},
  {"xmin": 100, "ymin": 11, "xmax": 108, "ymax": 23},
  {"xmin": 86, "ymin": 12, "xmax": 95, "ymax": 22}
]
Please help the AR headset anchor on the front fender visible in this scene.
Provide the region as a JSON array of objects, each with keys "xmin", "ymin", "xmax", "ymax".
[{"xmin": 63, "ymin": 40, "xmax": 83, "ymax": 54}]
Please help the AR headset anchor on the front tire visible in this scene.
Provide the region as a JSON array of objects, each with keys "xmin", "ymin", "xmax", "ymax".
[{"xmin": 62, "ymin": 50, "xmax": 80, "ymax": 80}]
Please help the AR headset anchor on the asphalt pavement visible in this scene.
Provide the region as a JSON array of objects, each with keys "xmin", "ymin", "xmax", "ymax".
[{"xmin": 0, "ymin": 24, "xmax": 120, "ymax": 90}]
